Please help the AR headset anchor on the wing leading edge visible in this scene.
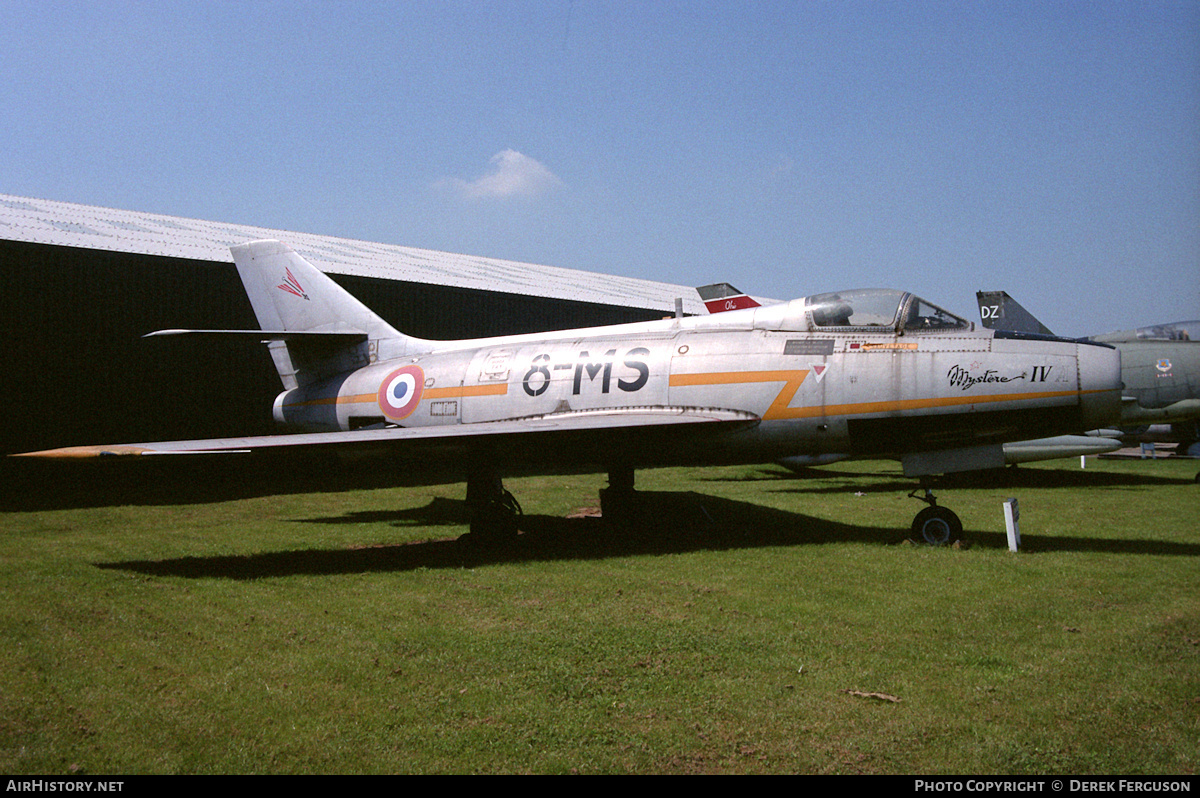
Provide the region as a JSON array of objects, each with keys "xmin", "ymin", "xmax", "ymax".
[{"xmin": 15, "ymin": 407, "xmax": 761, "ymax": 469}]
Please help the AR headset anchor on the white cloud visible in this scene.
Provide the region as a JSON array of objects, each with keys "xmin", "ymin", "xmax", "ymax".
[{"xmin": 438, "ymin": 150, "xmax": 563, "ymax": 200}]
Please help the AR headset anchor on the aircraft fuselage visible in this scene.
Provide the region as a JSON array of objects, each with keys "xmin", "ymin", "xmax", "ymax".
[{"xmin": 275, "ymin": 303, "xmax": 1121, "ymax": 476}]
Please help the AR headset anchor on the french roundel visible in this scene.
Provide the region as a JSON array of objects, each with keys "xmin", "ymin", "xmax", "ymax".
[{"xmin": 378, "ymin": 365, "xmax": 424, "ymax": 420}]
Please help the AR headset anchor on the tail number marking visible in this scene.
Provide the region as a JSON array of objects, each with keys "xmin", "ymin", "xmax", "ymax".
[{"xmin": 522, "ymin": 348, "xmax": 650, "ymax": 397}]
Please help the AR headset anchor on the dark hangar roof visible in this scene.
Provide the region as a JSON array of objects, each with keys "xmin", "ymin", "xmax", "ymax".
[{"xmin": 0, "ymin": 193, "xmax": 708, "ymax": 314}]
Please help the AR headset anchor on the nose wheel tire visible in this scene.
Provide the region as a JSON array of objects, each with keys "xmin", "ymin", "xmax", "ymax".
[{"xmin": 911, "ymin": 506, "xmax": 962, "ymax": 546}]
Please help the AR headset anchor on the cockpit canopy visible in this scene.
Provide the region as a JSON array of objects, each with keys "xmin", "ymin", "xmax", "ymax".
[
  {"xmin": 709, "ymin": 287, "xmax": 974, "ymax": 334},
  {"xmin": 1092, "ymin": 320, "xmax": 1199, "ymax": 343},
  {"xmin": 804, "ymin": 288, "xmax": 971, "ymax": 333}
]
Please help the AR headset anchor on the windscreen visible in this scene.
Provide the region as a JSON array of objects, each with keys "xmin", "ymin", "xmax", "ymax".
[{"xmin": 902, "ymin": 296, "xmax": 971, "ymax": 331}]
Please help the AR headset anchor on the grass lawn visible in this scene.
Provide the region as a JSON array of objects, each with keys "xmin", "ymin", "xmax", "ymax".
[{"xmin": 1, "ymin": 456, "xmax": 1196, "ymax": 774}]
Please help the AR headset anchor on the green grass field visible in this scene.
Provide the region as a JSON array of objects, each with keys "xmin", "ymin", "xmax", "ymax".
[{"xmin": 1, "ymin": 456, "xmax": 1196, "ymax": 774}]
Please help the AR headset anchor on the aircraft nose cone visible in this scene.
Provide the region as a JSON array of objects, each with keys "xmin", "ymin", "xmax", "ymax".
[{"xmin": 1078, "ymin": 342, "xmax": 1123, "ymax": 430}]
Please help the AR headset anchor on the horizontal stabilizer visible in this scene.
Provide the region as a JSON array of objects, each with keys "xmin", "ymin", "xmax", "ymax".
[{"xmin": 144, "ymin": 329, "xmax": 368, "ymax": 344}]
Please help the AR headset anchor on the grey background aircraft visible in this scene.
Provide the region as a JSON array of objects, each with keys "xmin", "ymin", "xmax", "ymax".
[
  {"xmin": 18, "ymin": 242, "xmax": 1124, "ymax": 545},
  {"xmin": 977, "ymin": 291, "xmax": 1200, "ymax": 459}
]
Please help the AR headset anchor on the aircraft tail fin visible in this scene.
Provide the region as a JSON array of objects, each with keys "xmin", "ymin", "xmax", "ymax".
[
  {"xmin": 230, "ymin": 240, "xmax": 432, "ymax": 389},
  {"xmin": 976, "ymin": 291, "xmax": 1056, "ymax": 336},
  {"xmin": 696, "ymin": 283, "xmax": 762, "ymax": 313}
]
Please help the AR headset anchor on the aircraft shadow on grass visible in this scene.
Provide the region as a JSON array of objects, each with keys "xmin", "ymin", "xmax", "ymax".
[
  {"xmin": 98, "ymin": 491, "xmax": 899, "ymax": 579},
  {"xmin": 5, "ymin": 456, "xmax": 1190, "ymax": 512},
  {"xmin": 96, "ymin": 487, "xmax": 1200, "ymax": 581}
]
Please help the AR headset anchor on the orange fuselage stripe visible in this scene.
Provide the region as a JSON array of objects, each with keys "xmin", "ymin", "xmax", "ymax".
[
  {"xmin": 285, "ymin": 370, "xmax": 1095, "ymax": 422},
  {"xmin": 669, "ymin": 370, "xmax": 1089, "ymax": 421},
  {"xmin": 283, "ymin": 382, "xmax": 509, "ymax": 408},
  {"xmin": 670, "ymin": 370, "xmax": 812, "ymax": 419}
]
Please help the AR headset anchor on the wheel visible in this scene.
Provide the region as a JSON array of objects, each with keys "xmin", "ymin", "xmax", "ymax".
[{"xmin": 911, "ymin": 506, "xmax": 962, "ymax": 546}]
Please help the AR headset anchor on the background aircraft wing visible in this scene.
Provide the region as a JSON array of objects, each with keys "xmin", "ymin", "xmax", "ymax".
[{"xmin": 16, "ymin": 407, "xmax": 761, "ymax": 467}]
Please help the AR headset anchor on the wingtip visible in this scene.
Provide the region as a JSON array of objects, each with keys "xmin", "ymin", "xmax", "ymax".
[{"xmin": 11, "ymin": 445, "xmax": 153, "ymax": 459}]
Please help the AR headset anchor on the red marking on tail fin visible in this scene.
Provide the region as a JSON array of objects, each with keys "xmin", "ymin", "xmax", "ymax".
[
  {"xmin": 277, "ymin": 267, "xmax": 309, "ymax": 300},
  {"xmin": 703, "ymin": 295, "xmax": 761, "ymax": 313}
]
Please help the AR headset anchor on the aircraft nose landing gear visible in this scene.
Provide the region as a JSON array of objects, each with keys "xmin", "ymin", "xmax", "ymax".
[{"xmin": 908, "ymin": 484, "xmax": 963, "ymax": 546}]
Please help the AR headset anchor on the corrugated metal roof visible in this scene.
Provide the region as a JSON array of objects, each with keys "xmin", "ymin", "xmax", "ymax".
[{"xmin": 0, "ymin": 193, "xmax": 708, "ymax": 314}]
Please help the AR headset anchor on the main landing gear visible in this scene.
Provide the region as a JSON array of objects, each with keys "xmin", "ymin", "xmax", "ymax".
[
  {"xmin": 463, "ymin": 466, "xmax": 639, "ymax": 542},
  {"xmin": 908, "ymin": 481, "xmax": 963, "ymax": 546},
  {"xmin": 463, "ymin": 467, "xmax": 967, "ymax": 546},
  {"xmin": 464, "ymin": 468, "xmax": 522, "ymax": 543},
  {"xmin": 598, "ymin": 467, "xmax": 639, "ymax": 525}
]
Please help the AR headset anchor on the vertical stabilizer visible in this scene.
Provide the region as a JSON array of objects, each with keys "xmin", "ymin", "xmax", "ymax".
[
  {"xmin": 696, "ymin": 283, "xmax": 763, "ymax": 313},
  {"xmin": 976, "ymin": 290, "xmax": 1056, "ymax": 336},
  {"xmin": 231, "ymin": 240, "xmax": 432, "ymax": 389}
]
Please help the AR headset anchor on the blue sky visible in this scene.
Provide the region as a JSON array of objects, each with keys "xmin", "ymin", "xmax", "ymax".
[{"xmin": 2, "ymin": 0, "xmax": 1197, "ymax": 335}]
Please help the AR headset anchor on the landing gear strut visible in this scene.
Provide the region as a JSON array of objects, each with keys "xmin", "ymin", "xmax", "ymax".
[
  {"xmin": 465, "ymin": 468, "xmax": 522, "ymax": 542},
  {"xmin": 599, "ymin": 467, "xmax": 639, "ymax": 525},
  {"xmin": 908, "ymin": 482, "xmax": 962, "ymax": 546}
]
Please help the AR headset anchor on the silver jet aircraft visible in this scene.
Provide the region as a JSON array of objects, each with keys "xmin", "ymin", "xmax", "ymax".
[
  {"xmin": 19, "ymin": 241, "xmax": 1123, "ymax": 545},
  {"xmin": 701, "ymin": 284, "xmax": 1125, "ymax": 467}
]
